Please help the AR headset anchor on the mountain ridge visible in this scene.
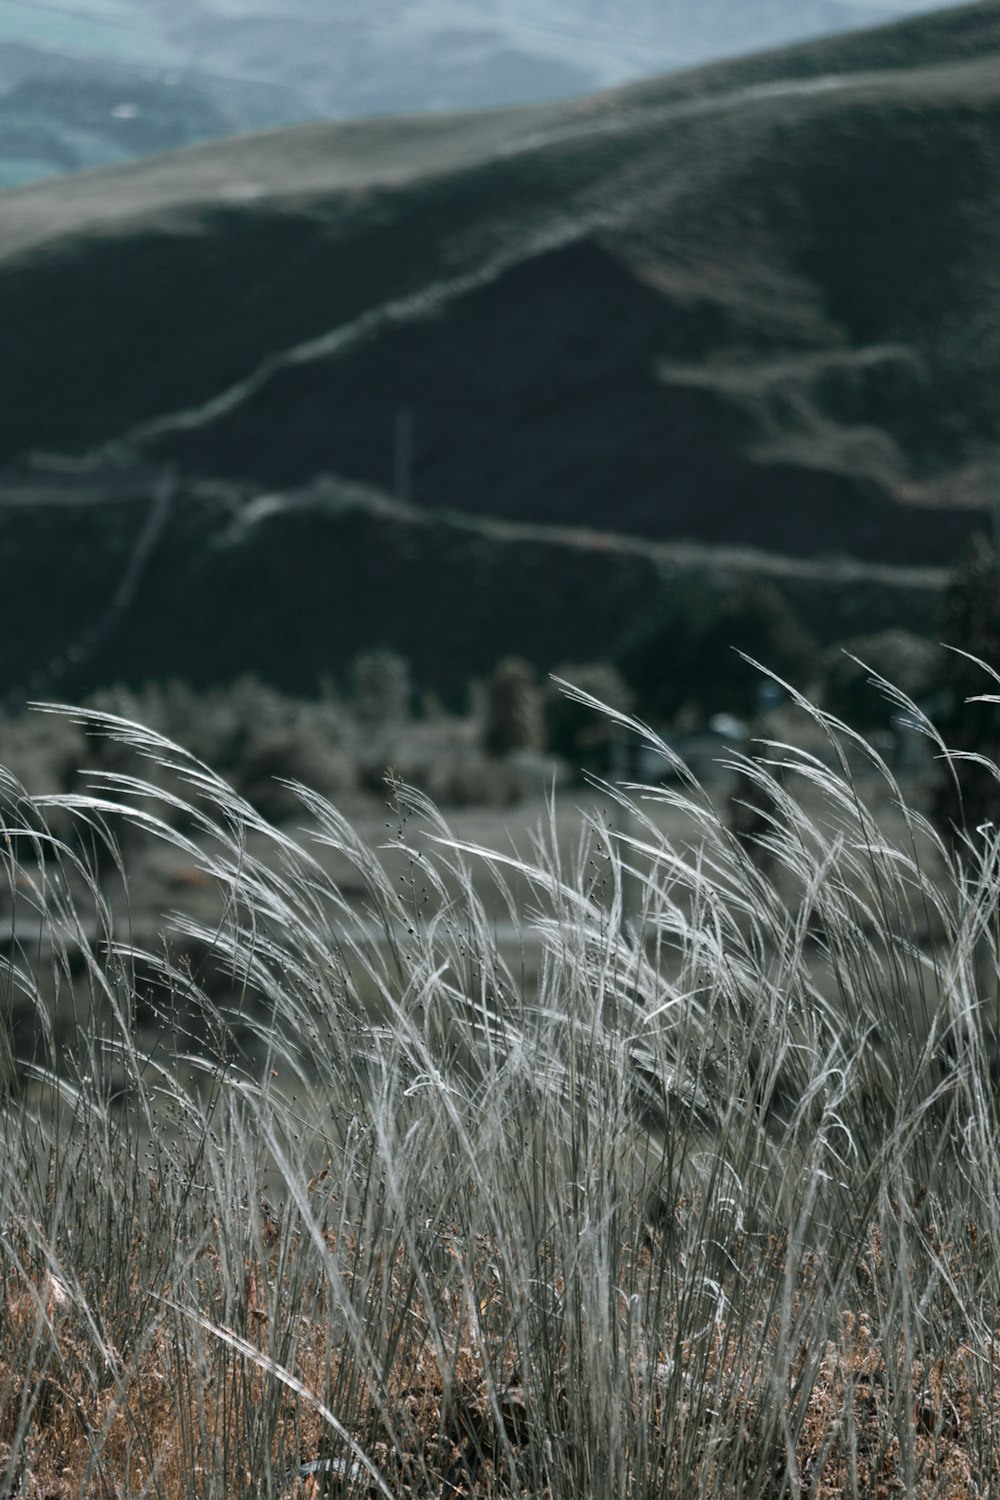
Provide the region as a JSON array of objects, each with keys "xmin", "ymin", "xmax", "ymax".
[
  {"xmin": 1, "ymin": 1, "xmax": 998, "ymax": 579},
  {"xmin": 0, "ymin": 1, "xmax": 963, "ymax": 189},
  {"xmin": 4, "ymin": 1, "xmax": 997, "ymax": 254}
]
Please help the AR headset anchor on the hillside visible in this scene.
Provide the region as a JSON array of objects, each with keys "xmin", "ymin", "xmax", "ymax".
[
  {"xmin": 0, "ymin": 5, "xmax": 998, "ymax": 703},
  {"xmin": 0, "ymin": 467, "xmax": 944, "ymax": 705},
  {"xmin": 1, "ymin": 4, "xmax": 998, "ymax": 575}
]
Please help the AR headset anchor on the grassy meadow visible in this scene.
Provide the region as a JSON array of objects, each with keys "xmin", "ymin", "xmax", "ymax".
[{"xmin": 2, "ymin": 675, "xmax": 1000, "ymax": 1497}]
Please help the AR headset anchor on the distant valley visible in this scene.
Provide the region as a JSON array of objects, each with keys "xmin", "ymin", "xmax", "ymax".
[{"xmin": 0, "ymin": 0, "xmax": 970, "ymax": 187}]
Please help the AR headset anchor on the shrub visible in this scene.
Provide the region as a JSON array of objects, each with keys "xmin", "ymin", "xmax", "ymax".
[
  {"xmin": 481, "ymin": 656, "xmax": 545, "ymax": 757},
  {"xmin": 77, "ymin": 675, "xmax": 359, "ymax": 824},
  {"xmin": 232, "ymin": 722, "xmax": 357, "ymax": 821},
  {"xmin": 544, "ymin": 661, "xmax": 634, "ymax": 775},
  {"xmin": 351, "ymin": 648, "xmax": 412, "ymax": 727}
]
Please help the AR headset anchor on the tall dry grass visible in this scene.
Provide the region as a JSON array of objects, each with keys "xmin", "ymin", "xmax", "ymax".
[{"xmin": 1, "ymin": 672, "xmax": 1000, "ymax": 1497}]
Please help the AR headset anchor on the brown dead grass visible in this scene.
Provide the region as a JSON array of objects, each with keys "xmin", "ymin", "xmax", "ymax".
[{"xmin": 3, "ymin": 1206, "xmax": 1000, "ymax": 1500}]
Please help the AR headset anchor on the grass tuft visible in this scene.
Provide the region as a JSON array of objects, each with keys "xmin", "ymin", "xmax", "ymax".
[{"xmin": 2, "ymin": 680, "xmax": 1000, "ymax": 1496}]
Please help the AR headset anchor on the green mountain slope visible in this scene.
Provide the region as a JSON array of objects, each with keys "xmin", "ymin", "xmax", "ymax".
[
  {"xmin": 0, "ymin": 468, "xmax": 944, "ymax": 704},
  {"xmin": 0, "ymin": 2, "xmax": 998, "ymax": 572}
]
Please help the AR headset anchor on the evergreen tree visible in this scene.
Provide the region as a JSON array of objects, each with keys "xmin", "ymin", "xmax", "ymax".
[
  {"xmin": 482, "ymin": 657, "xmax": 544, "ymax": 758},
  {"xmin": 351, "ymin": 649, "xmax": 411, "ymax": 727}
]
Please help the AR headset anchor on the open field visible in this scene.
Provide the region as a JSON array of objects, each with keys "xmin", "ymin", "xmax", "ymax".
[{"xmin": 2, "ymin": 682, "xmax": 999, "ymax": 1496}]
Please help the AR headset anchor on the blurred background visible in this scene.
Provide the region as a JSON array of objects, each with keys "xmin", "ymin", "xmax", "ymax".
[
  {"xmin": 0, "ymin": 0, "xmax": 996, "ymax": 833},
  {"xmin": 0, "ymin": 1, "xmax": 969, "ymax": 189}
]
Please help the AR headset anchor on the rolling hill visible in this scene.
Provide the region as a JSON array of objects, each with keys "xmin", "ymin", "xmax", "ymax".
[{"xmin": 0, "ymin": 2, "xmax": 997, "ymax": 699}]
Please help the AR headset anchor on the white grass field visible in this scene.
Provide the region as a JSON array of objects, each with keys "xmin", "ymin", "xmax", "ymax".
[{"xmin": 1, "ymin": 676, "xmax": 999, "ymax": 1497}]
